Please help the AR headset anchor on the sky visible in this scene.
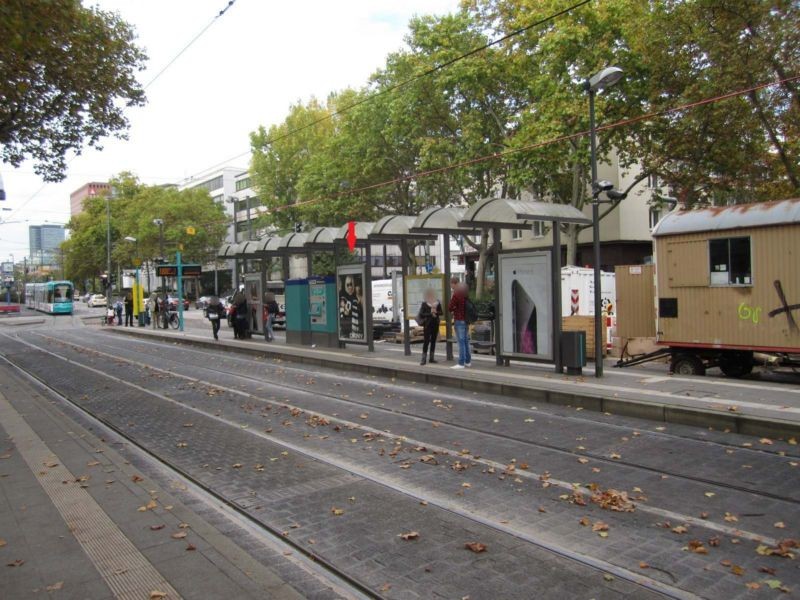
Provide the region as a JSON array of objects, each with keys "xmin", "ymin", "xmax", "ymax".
[{"xmin": 0, "ymin": 0, "xmax": 460, "ymax": 261}]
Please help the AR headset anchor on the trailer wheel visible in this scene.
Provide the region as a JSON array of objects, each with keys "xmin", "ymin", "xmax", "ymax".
[
  {"xmin": 719, "ymin": 352, "xmax": 754, "ymax": 378},
  {"xmin": 671, "ymin": 354, "xmax": 706, "ymax": 376}
]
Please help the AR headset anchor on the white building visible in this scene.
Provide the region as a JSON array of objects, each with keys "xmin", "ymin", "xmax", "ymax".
[{"xmin": 177, "ymin": 166, "xmax": 246, "ymax": 244}]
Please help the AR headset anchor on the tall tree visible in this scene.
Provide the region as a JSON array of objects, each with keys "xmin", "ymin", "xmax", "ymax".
[
  {"xmin": 63, "ymin": 174, "xmax": 228, "ymax": 286},
  {"xmin": 0, "ymin": 0, "xmax": 146, "ymax": 181}
]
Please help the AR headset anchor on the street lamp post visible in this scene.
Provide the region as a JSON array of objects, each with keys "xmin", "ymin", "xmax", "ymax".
[
  {"xmin": 105, "ymin": 196, "xmax": 112, "ymax": 306},
  {"xmin": 153, "ymin": 219, "xmax": 166, "ymax": 328},
  {"xmin": 124, "ymin": 236, "xmax": 144, "ymax": 326},
  {"xmin": 584, "ymin": 66, "xmax": 623, "ymax": 378}
]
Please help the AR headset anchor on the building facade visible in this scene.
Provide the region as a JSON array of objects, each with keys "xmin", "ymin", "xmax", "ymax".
[
  {"xmin": 29, "ymin": 224, "xmax": 65, "ymax": 266},
  {"xmin": 69, "ymin": 182, "xmax": 110, "ymax": 217}
]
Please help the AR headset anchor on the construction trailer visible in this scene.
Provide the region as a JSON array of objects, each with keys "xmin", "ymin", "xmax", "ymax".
[{"xmin": 640, "ymin": 198, "xmax": 800, "ymax": 376}]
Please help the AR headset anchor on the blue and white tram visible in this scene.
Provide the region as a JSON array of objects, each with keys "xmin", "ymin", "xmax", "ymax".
[{"xmin": 24, "ymin": 281, "xmax": 74, "ymax": 314}]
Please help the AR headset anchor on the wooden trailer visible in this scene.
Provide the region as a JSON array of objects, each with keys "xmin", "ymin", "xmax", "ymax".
[{"xmin": 647, "ymin": 198, "xmax": 800, "ymax": 376}]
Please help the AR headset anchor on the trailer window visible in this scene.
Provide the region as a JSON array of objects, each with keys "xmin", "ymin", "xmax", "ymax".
[{"xmin": 709, "ymin": 237, "xmax": 751, "ymax": 285}]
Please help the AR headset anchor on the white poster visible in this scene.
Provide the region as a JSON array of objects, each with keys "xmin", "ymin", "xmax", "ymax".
[{"xmin": 499, "ymin": 251, "xmax": 552, "ymax": 360}]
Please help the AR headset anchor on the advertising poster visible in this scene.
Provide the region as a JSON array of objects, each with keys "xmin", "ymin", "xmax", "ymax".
[
  {"xmin": 337, "ymin": 264, "xmax": 367, "ymax": 342},
  {"xmin": 308, "ymin": 279, "xmax": 327, "ymax": 326},
  {"xmin": 499, "ymin": 251, "xmax": 552, "ymax": 360},
  {"xmin": 404, "ymin": 274, "xmax": 445, "ymax": 322}
]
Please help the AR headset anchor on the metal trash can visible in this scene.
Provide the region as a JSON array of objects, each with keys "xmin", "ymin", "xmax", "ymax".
[{"xmin": 561, "ymin": 331, "xmax": 586, "ymax": 375}]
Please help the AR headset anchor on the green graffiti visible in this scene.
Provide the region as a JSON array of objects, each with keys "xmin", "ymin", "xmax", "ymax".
[{"xmin": 738, "ymin": 302, "xmax": 761, "ymax": 324}]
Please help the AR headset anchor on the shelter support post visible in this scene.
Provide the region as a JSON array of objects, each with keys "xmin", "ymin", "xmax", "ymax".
[
  {"xmin": 282, "ymin": 254, "xmax": 290, "ymax": 282},
  {"xmin": 382, "ymin": 245, "xmax": 388, "ymax": 279},
  {"xmin": 493, "ymin": 228, "xmax": 502, "ymax": 366},
  {"xmin": 401, "ymin": 239, "xmax": 410, "ymax": 356},
  {"xmin": 552, "ymin": 224, "xmax": 563, "ymax": 373},
  {"xmin": 306, "ymin": 252, "xmax": 313, "ymax": 278},
  {"xmin": 365, "ymin": 243, "xmax": 374, "ymax": 352},
  {"xmin": 443, "ymin": 234, "xmax": 453, "ymax": 361}
]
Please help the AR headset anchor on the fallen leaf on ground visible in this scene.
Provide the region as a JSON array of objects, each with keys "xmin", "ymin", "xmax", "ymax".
[
  {"xmin": 672, "ymin": 525, "xmax": 688, "ymax": 534},
  {"xmin": 86, "ymin": 461, "xmax": 100, "ymax": 467},
  {"xmin": 171, "ymin": 532, "xmax": 187, "ymax": 539},
  {"xmin": 745, "ymin": 582, "xmax": 760, "ymax": 590},
  {"xmin": 592, "ymin": 521, "xmax": 609, "ymax": 532},
  {"xmin": 686, "ymin": 540, "xmax": 708, "ymax": 554},
  {"xmin": 704, "ymin": 492, "xmax": 715, "ymax": 498},
  {"xmin": 610, "ymin": 453, "xmax": 621, "ymax": 460},
  {"xmin": 131, "ymin": 475, "xmax": 144, "ymax": 483},
  {"xmin": 6, "ymin": 559, "xmax": 24, "ymax": 567},
  {"xmin": 465, "ymin": 542, "xmax": 487, "ymax": 553},
  {"xmin": 639, "ymin": 562, "xmax": 649, "ymax": 569},
  {"xmin": 331, "ymin": 507, "xmax": 344, "ymax": 516},
  {"xmin": 578, "ymin": 458, "xmax": 589, "ymax": 464},
  {"xmin": 0, "ymin": 539, "xmax": 5, "ymax": 547},
  {"xmin": 399, "ymin": 531, "xmax": 419, "ymax": 540},
  {"xmin": 774, "ymin": 522, "xmax": 785, "ymax": 529},
  {"xmin": 730, "ymin": 564, "xmax": 744, "ymax": 576},
  {"xmin": 150, "ymin": 524, "xmax": 165, "ymax": 531},
  {"xmin": 579, "ymin": 517, "xmax": 591, "ymax": 527},
  {"xmin": 724, "ymin": 512, "xmax": 738, "ymax": 523},
  {"xmin": 46, "ymin": 582, "xmax": 63, "ymax": 591},
  {"xmin": 150, "ymin": 592, "xmax": 167, "ymax": 599}
]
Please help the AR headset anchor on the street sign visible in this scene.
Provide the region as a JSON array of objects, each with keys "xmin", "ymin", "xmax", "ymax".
[
  {"xmin": 133, "ymin": 258, "xmax": 142, "ymax": 267},
  {"xmin": 156, "ymin": 264, "xmax": 202, "ymax": 277},
  {"xmin": 0, "ymin": 262, "xmax": 13, "ymax": 275}
]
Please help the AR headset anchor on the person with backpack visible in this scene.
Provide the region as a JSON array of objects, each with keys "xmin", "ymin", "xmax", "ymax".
[
  {"xmin": 448, "ymin": 282, "xmax": 474, "ymax": 368},
  {"xmin": 416, "ymin": 288, "xmax": 442, "ymax": 365},
  {"xmin": 263, "ymin": 292, "xmax": 279, "ymax": 342},
  {"xmin": 206, "ymin": 296, "xmax": 224, "ymax": 340}
]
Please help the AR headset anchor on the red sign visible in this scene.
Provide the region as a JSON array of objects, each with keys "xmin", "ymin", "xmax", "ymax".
[{"xmin": 346, "ymin": 221, "xmax": 357, "ymax": 251}]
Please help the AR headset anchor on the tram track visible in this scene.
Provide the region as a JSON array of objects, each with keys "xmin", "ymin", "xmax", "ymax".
[
  {"xmin": 2, "ymin": 330, "xmax": 698, "ymax": 599},
  {"xmin": 47, "ymin": 329, "xmax": 800, "ymax": 510},
  {"xmin": 0, "ymin": 351, "xmax": 380, "ymax": 600}
]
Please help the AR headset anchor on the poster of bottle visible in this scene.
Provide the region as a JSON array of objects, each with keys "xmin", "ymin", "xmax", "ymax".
[
  {"xmin": 337, "ymin": 264, "xmax": 367, "ymax": 342},
  {"xmin": 499, "ymin": 251, "xmax": 552, "ymax": 360}
]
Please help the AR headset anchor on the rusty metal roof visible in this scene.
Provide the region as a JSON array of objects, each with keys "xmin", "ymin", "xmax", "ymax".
[{"xmin": 652, "ymin": 198, "xmax": 800, "ymax": 237}]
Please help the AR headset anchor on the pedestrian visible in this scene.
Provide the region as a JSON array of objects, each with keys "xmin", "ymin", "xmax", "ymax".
[
  {"xmin": 417, "ymin": 288, "xmax": 442, "ymax": 365},
  {"xmin": 448, "ymin": 282, "xmax": 472, "ymax": 369},
  {"xmin": 114, "ymin": 299, "xmax": 123, "ymax": 326},
  {"xmin": 106, "ymin": 305, "xmax": 115, "ymax": 325},
  {"xmin": 264, "ymin": 292, "xmax": 279, "ymax": 342},
  {"xmin": 148, "ymin": 293, "xmax": 158, "ymax": 329},
  {"xmin": 206, "ymin": 295, "xmax": 223, "ymax": 340},
  {"xmin": 124, "ymin": 293, "xmax": 134, "ymax": 327},
  {"xmin": 160, "ymin": 295, "xmax": 169, "ymax": 329},
  {"xmin": 231, "ymin": 289, "xmax": 248, "ymax": 339}
]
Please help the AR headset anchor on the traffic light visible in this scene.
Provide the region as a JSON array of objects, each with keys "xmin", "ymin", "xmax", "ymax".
[
  {"xmin": 110, "ymin": 274, "xmax": 117, "ymax": 287},
  {"xmin": 294, "ymin": 222, "xmax": 302, "ymax": 233},
  {"xmin": 100, "ymin": 274, "xmax": 109, "ymax": 289}
]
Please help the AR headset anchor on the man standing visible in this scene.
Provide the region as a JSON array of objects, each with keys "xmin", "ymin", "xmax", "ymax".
[
  {"xmin": 114, "ymin": 298, "xmax": 123, "ymax": 326},
  {"xmin": 206, "ymin": 296, "xmax": 223, "ymax": 340},
  {"xmin": 448, "ymin": 282, "xmax": 472, "ymax": 369},
  {"xmin": 124, "ymin": 293, "xmax": 134, "ymax": 327}
]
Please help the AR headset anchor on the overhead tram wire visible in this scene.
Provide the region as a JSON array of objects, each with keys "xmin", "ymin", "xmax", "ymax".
[
  {"xmin": 1, "ymin": 0, "xmax": 240, "ymax": 223},
  {"xmin": 260, "ymin": 73, "xmax": 800, "ymax": 216},
  {"xmin": 189, "ymin": 0, "xmax": 594, "ymax": 176}
]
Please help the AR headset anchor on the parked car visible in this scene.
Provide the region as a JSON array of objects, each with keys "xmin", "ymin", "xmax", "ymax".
[
  {"xmin": 167, "ymin": 296, "xmax": 190, "ymax": 311},
  {"xmin": 87, "ymin": 294, "xmax": 107, "ymax": 307}
]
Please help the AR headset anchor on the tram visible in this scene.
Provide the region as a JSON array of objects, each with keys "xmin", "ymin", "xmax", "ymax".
[{"xmin": 24, "ymin": 281, "xmax": 74, "ymax": 314}]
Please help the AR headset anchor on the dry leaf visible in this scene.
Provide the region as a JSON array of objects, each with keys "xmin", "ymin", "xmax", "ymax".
[
  {"xmin": 774, "ymin": 522, "xmax": 785, "ymax": 529},
  {"xmin": 672, "ymin": 525, "xmax": 688, "ymax": 534},
  {"xmin": 465, "ymin": 542, "xmax": 487, "ymax": 553},
  {"xmin": 730, "ymin": 564, "xmax": 744, "ymax": 576},
  {"xmin": 592, "ymin": 521, "xmax": 609, "ymax": 532},
  {"xmin": 131, "ymin": 475, "xmax": 144, "ymax": 483},
  {"xmin": 331, "ymin": 507, "xmax": 344, "ymax": 516},
  {"xmin": 171, "ymin": 532, "xmax": 187, "ymax": 539},
  {"xmin": 399, "ymin": 531, "xmax": 419, "ymax": 540},
  {"xmin": 6, "ymin": 559, "xmax": 24, "ymax": 567},
  {"xmin": 150, "ymin": 592, "xmax": 167, "ymax": 599},
  {"xmin": 150, "ymin": 524, "xmax": 165, "ymax": 531},
  {"xmin": 579, "ymin": 517, "xmax": 591, "ymax": 527},
  {"xmin": 639, "ymin": 562, "xmax": 649, "ymax": 569},
  {"xmin": 46, "ymin": 582, "xmax": 64, "ymax": 591},
  {"xmin": 578, "ymin": 458, "xmax": 589, "ymax": 464}
]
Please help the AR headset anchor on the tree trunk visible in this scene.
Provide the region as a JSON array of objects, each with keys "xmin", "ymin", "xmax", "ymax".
[{"xmin": 564, "ymin": 223, "xmax": 579, "ymax": 266}]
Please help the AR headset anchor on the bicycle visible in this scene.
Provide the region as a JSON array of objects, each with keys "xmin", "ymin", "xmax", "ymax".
[{"xmin": 167, "ymin": 310, "xmax": 180, "ymax": 329}]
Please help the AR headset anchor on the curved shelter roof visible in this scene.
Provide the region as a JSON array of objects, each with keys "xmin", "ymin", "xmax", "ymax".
[
  {"xmin": 652, "ymin": 198, "xmax": 800, "ymax": 237},
  {"xmin": 459, "ymin": 197, "xmax": 591, "ymax": 229},
  {"xmin": 368, "ymin": 215, "xmax": 435, "ymax": 241},
  {"xmin": 334, "ymin": 221, "xmax": 375, "ymax": 246},
  {"xmin": 410, "ymin": 206, "xmax": 479, "ymax": 235},
  {"xmin": 304, "ymin": 227, "xmax": 339, "ymax": 249},
  {"xmin": 234, "ymin": 240, "xmax": 261, "ymax": 257},
  {"xmin": 255, "ymin": 236, "xmax": 282, "ymax": 254},
  {"xmin": 278, "ymin": 232, "xmax": 309, "ymax": 252},
  {"xmin": 217, "ymin": 243, "xmax": 235, "ymax": 258}
]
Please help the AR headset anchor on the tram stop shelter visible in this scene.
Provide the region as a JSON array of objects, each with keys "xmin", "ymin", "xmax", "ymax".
[
  {"xmin": 410, "ymin": 206, "xmax": 481, "ymax": 361},
  {"xmin": 367, "ymin": 216, "xmax": 437, "ymax": 357},
  {"xmin": 458, "ymin": 197, "xmax": 591, "ymax": 373}
]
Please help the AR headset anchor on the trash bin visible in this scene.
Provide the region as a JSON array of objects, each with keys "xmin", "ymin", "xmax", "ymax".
[{"xmin": 561, "ymin": 331, "xmax": 586, "ymax": 375}]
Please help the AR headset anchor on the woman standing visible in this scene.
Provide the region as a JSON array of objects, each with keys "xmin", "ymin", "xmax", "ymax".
[
  {"xmin": 263, "ymin": 292, "xmax": 279, "ymax": 342},
  {"xmin": 231, "ymin": 289, "xmax": 248, "ymax": 339},
  {"xmin": 417, "ymin": 288, "xmax": 443, "ymax": 365}
]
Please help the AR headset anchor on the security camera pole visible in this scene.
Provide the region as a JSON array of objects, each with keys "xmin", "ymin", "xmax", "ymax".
[{"xmin": 585, "ymin": 66, "xmax": 623, "ymax": 377}]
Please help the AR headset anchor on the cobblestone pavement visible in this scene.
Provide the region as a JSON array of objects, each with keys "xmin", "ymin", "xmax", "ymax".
[{"xmin": 2, "ymin": 327, "xmax": 798, "ymax": 600}]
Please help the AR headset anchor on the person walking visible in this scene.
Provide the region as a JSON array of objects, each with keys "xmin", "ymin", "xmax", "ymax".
[
  {"xmin": 417, "ymin": 288, "xmax": 442, "ymax": 365},
  {"xmin": 124, "ymin": 293, "xmax": 134, "ymax": 327},
  {"xmin": 231, "ymin": 289, "xmax": 248, "ymax": 340},
  {"xmin": 206, "ymin": 296, "xmax": 223, "ymax": 340},
  {"xmin": 448, "ymin": 282, "xmax": 472, "ymax": 369},
  {"xmin": 148, "ymin": 293, "xmax": 158, "ymax": 329},
  {"xmin": 264, "ymin": 292, "xmax": 279, "ymax": 342}
]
